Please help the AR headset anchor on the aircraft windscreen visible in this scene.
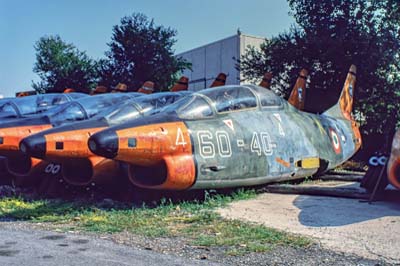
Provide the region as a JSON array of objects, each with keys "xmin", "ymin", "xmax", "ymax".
[
  {"xmin": 75, "ymin": 94, "xmax": 131, "ymax": 118},
  {"xmin": 154, "ymin": 94, "xmax": 213, "ymax": 119},
  {"xmin": 135, "ymin": 93, "xmax": 181, "ymax": 114},
  {"xmin": 16, "ymin": 94, "xmax": 70, "ymax": 115},
  {"xmin": 50, "ymin": 102, "xmax": 86, "ymax": 124},
  {"xmin": 102, "ymin": 103, "xmax": 141, "ymax": 125},
  {"xmin": 0, "ymin": 103, "xmax": 18, "ymax": 118},
  {"xmin": 102, "ymin": 93, "xmax": 186, "ymax": 124},
  {"xmin": 201, "ymin": 86, "xmax": 258, "ymax": 113},
  {"xmin": 244, "ymin": 85, "xmax": 282, "ymax": 107},
  {"xmin": 173, "ymin": 95, "xmax": 213, "ymax": 120}
]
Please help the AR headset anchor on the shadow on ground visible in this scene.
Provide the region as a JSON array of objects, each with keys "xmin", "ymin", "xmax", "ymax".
[{"xmin": 293, "ymin": 190, "xmax": 400, "ymax": 227}]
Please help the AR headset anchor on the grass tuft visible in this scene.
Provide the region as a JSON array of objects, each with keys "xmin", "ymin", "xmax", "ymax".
[{"xmin": 0, "ymin": 189, "xmax": 311, "ymax": 255}]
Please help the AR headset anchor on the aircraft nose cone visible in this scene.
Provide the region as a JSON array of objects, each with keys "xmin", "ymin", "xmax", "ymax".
[
  {"xmin": 20, "ymin": 135, "xmax": 46, "ymax": 159},
  {"xmin": 88, "ymin": 130, "xmax": 118, "ymax": 159}
]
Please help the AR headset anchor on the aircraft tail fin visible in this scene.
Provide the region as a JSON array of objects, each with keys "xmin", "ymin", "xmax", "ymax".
[
  {"xmin": 259, "ymin": 72, "xmax": 272, "ymax": 89},
  {"xmin": 138, "ymin": 81, "xmax": 155, "ymax": 94},
  {"xmin": 288, "ymin": 69, "xmax": 308, "ymax": 111},
  {"xmin": 171, "ymin": 76, "xmax": 189, "ymax": 92},
  {"xmin": 210, "ymin": 73, "xmax": 227, "ymax": 88},
  {"xmin": 63, "ymin": 88, "xmax": 75, "ymax": 93},
  {"xmin": 323, "ymin": 65, "xmax": 356, "ymax": 120}
]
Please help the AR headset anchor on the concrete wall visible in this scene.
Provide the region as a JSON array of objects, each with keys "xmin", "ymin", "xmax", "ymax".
[{"xmin": 177, "ymin": 33, "xmax": 265, "ymax": 91}]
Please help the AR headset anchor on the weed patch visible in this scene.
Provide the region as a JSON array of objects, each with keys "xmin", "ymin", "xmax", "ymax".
[{"xmin": 0, "ymin": 189, "xmax": 311, "ymax": 254}]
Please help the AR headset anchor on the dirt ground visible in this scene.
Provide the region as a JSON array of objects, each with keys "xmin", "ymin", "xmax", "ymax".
[{"xmin": 218, "ymin": 192, "xmax": 400, "ymax": 264}]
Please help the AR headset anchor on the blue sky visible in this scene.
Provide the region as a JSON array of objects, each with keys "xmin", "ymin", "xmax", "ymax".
[{"xmin": 0, "ymin": 0, "xmax": 295, "ymax": 96}]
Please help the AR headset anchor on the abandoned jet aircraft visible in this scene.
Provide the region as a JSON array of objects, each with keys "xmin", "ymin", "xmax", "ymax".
[
  {"xmin": 0, "ymin": 93, "xmax": 86, "ymax": 120},
  {"xmin": 20, "ymin": 91, "xmax": 190, "ymax": 186},
  {"xmin": 0, "ymin": 93, "xmax": 141, "ymax": 178},
  {"xmin": 18, "ymin": 73, "xmax": 230, "ymax": 187},
  {"xmin": 387, "ymin": 129, "xmax": 400, "ymax": 189},
  {"xmin": 86, "ymin": 65, "xmax": 361, "ymax": 190}
]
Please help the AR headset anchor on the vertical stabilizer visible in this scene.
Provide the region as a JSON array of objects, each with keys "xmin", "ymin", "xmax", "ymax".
[
  {"xmin": 259, "ymin": 72, "xmax": 273, "ymax": 89},
  {"xmin": 171, "ymin": 77, "xmax": 189, "ymax": 92},
  {"xmin": 323, "ymin": 65, "xmax": 357, "ymax": 120},
  {"xmin": 210, "ymin": 73, "xmax": 227, "ymax": 88},
  {"xmin": 138, "ymin": 81, "xmax": 155, "ymax": 94},
  {"xmin": 288, "ymin": 69, "xmax": 308, "ymax": 110}
]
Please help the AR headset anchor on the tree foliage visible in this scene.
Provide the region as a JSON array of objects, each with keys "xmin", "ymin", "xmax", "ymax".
[
  {"xmin": 99, "ymin": 13, "xmax": 190, "ymax": 91},
  {"xmin": 240, "ymin": 0, "xmax": 400, "ymax": 137},
  {"xmin": 32, "ymin": 35, "xmax": 98, "ymax": 93}
]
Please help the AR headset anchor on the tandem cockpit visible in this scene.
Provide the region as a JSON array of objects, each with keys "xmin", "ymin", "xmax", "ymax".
[{"xmin": 160, "ymin": 85, "xmax": 284, "ymax": 120}]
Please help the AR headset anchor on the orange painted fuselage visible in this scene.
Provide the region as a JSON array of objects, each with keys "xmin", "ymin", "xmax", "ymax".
[{"xmin": 388, "ymin": 129, "xmax": 400, "ymax": 189}]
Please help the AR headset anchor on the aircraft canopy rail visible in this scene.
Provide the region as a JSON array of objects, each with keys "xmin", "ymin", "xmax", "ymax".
[{"xmin": 161, "ymin": 85, "xmax": 283, "ymax": 120}]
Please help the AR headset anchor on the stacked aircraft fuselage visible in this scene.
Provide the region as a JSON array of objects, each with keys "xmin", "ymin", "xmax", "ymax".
[{"xmin": 0, "ymin": 68, "xmax": 365, "ymax": 195}]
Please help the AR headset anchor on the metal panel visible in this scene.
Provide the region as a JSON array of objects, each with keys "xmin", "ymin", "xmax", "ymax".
[
  {"xmin": 220, "ymin": 35, "xmax": 240, "ymax": 87},
  {"xmin": 177, "ymin": 34, "xmax": 266, "ymax": 91},
  {"xmin": 205, "ymin": 41, "xmax": 221, "ymax": 88}
]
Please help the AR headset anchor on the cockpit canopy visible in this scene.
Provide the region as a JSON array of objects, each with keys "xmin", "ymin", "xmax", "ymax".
[
  {"xmin": 101, "ymin": 91, "xmax": 190, "ymax": 125},
  {"xmin": 162, "ymin": 85, "xmax": 283, "ymax": 120},
  {"xmin": 0, "ymin": 93, "xmax": 87, "ymax": 119},
  {"xmin": 48, "ymin": 93, "xmax": 140, "ymax": 126}
]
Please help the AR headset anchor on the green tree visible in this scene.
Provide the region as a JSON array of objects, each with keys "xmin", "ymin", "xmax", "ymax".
[
  {"xmin": 240, "ymin": 0, "xmax": 400, "ymax": 138},
  {"xmin": 99, "ymin": 13, "xmax": 190, "ymax": 91},
  {"xmin": 33, "ymin": 35, "xmax": 98, "ymax": 93}
]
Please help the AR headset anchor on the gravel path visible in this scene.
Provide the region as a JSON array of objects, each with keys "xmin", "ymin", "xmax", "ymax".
[
  {"xmin": 0, "ymin": 224, "xmax": 219, "ymax": 266},
  {"xmin": 0, "ymin": 221, "xmax": 390, "ymax": 266},
  {"xmin": 218, "ymin": 193, "xmax": 400, "ymax": 264}
]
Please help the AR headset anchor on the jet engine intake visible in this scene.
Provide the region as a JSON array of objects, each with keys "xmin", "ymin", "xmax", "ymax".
[
  {"xmin": 127, "ymin": 154, "xmax": 195, "ymax": 190},
  {"xmin": 62, "ymin": 156, "xmax": 121, "ymax": 186}
]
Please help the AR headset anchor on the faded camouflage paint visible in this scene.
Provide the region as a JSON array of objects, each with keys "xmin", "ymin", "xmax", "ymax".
[
  {"xmin": 88, "ymin": 66, "xmax": 360, "ymax": 190},
  {"xmin": 188, "ymin": 88, "xmax": 359, "ymax": 189}
]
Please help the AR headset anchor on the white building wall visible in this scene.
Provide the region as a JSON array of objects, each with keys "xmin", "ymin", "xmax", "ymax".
[
  {"xmin": 177, "ymin": 33, "xmax": 265, "ymax": 91},
  {"xmin": 239, "ymin": 34, "xmax": 266, "ymax": 83}
]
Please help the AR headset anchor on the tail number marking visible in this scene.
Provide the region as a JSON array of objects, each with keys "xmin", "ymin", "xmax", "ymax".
[
  {"xmin": 44, "ymin": 163, "xmax": 61, "ymax": 175},
  {"xmin": 198, "ymin": 130, "xmax": 231, "ymax": 159},
  {"xmin": 251, "ymin": 132, "xmax": 274, "ymax": 156}
]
